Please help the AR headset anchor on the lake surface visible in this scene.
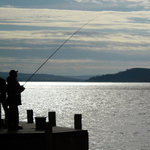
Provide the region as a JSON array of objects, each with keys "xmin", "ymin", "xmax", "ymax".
[{"xmin": 3, "ymin": 82, "xmax": 150, "ymax": 149}]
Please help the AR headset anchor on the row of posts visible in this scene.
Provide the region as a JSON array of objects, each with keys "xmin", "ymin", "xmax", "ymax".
[
  {"xmin": 27, "ymin": 110, "xmax": 82, "ymax": 130},
  {"xmin": 27, "ymin": 110, "xmax": 83, "ymax": 150}
]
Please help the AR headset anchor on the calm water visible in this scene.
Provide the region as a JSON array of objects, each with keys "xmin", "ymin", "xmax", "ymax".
[{"xmin": 4, "ymin": 82, "xmax": 150, "ymax": 149}]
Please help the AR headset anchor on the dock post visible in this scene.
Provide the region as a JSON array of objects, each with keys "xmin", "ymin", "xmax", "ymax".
[
  {"xmin": 48, "ymin": 112, "xmax": 56, "ymax": 126},
  {"xmin": 27, "ymin": 110, "xmax": 33, "ymax": 123},
  {"xmin": 45, "ymin": 122, "xmax": 53, "ymax": 150},
  {"xmin": 74, "ymin": 114, "xmax": 82, "ymax": 130}
]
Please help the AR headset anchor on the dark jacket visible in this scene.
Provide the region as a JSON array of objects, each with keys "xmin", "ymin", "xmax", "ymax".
[
  {"xmin": 0, "ymin": 77, "xmax": 6, "ymax": 102},
  {"xmin": 7, "ymin": 76, "xmax": 24, "ymax": 106}
]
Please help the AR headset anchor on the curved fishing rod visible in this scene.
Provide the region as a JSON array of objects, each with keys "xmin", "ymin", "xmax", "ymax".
[{"xmin": 23, "ymin": 13, "xmax": 102, "ymax": 86}]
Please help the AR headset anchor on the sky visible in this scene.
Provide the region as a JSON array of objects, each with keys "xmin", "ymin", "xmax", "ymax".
[{"xmin": 0, "ymin": 0, "xmax": 150, "ymax": 76}]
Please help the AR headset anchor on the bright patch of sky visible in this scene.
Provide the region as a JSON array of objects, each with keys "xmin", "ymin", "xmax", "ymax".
[{"xmin": 0, "ymin": 0, "xmax": 150, "ymax": 76}]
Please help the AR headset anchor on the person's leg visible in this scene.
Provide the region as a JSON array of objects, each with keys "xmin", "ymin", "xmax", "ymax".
[
  {"xmin": 8, "ymin": 105, "xmax": 15, "ymax": 129},
  {"xmin": 2, "ymin": 100, "xmax": 8, "ymax": 124},
  {"xmin": 14, "ymin": 106, "xmax": 23, "ymax": 129},
  {"xmin": 12, "ymin": 105, "xmax": 18, "ymax": 127}
]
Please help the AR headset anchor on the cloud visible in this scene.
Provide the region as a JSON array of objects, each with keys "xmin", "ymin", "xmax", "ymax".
[
  {"xmin": 74, "ymin": 0, "xmax": 102, "ymax": 4},
  {"xmin": 1, "ymin": 7, "xmax": 150, "ymax": 75},
  {"xmin": 0, "ymin": 0, "xmax": 150, "ymax": 11},
  {"xmin": 1, "ymin": 8, "xmax": 150, "ymax": 32},
  {"xmin": 73, "ymin": 0, "xmax": 150, "ymax": 11}
]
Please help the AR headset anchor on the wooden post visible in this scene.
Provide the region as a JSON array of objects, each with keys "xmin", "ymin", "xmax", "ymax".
[
  {"xmin": 48, "ymin": 112, "xmax": 56, "ymax": 126},
  {"xmin": 74, "ymin": 114, "xmax": 82, "ymax": 130},
  {"xmin": 45, "ymin": 122, "xmax": 53, "ymax": 150},
  {"xmin": 27, "ymin": 110, "xmax": 33, "ymax": 123}
]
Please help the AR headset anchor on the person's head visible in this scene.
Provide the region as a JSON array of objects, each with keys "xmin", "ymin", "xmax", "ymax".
[{"xmin": 9, "ymin": 70, "xmax": 18, "ymax": 78}]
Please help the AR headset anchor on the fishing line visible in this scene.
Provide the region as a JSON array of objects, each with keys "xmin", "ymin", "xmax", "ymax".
[{"xmin": 23, "ymin": 13, "xmax": 102, "ymax": 86}]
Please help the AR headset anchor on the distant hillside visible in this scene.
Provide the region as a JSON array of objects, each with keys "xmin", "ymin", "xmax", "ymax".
[
  {"xmin": 0, "ymin": 72, "xmax": 84, "ymax": 82},
  {"xmin": 67, "ymin": 75, "xmax": 95, "ymax": 80},
  {"xmin": 87, "ymin": 68, "xmax": 150, "ymax": 82},
  {"xmin": 1, "ymin": 68, "xmax": 150, "ymax": 82}
]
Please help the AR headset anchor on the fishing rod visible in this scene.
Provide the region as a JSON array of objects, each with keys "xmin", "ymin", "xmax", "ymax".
[{"xmin": 23, "ymin": 13, "xmax": 102, "ymax": 86}]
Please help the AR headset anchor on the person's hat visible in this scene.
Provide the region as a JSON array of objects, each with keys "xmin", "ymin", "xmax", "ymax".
[{"xmin": 9, "ymin": 70, "xmax": 18, "ymax": 76}]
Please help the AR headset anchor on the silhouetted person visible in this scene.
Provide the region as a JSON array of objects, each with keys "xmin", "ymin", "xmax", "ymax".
[
  {"xmin": 0, "ymin": 76, "xmax": 8, "ymax": 125},
  {"xmin": 7, "ymin": 70, "xmax": 25, "ymax": 130}
]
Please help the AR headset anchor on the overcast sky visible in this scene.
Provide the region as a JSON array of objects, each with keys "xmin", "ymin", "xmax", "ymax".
[{"xmin": 0, "ymin": 0, "xmax": 150, "ymax": 76}]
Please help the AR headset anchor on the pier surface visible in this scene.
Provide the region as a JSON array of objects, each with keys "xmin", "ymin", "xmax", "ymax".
[{"xmin": 0, "ymin": 122, "xmax": 88, "ymax": 150}]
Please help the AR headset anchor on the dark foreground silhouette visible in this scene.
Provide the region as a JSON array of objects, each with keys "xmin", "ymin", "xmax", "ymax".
[{"xmin": 6, "ymin": 70, "xmax": 25, "ymax": 130}]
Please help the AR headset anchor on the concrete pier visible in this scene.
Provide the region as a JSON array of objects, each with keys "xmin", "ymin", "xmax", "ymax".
[{"xmin": 0, "ymin": 111, "xmax": 89, "ymax": 150}]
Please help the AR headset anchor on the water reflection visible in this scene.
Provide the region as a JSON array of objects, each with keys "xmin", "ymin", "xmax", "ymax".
[{"xmin": 16, "ymin": 82, "xmax": 150, "ymax": 150}]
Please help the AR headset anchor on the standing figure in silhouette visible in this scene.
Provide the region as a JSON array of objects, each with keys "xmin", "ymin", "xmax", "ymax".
[
  {"xmin": 7, "ymin": 70, "xmax": 25, "ymax": 130},
  {"xmin": 0, "ymin": 76, "xmax": 8, "ymax": 125}
]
